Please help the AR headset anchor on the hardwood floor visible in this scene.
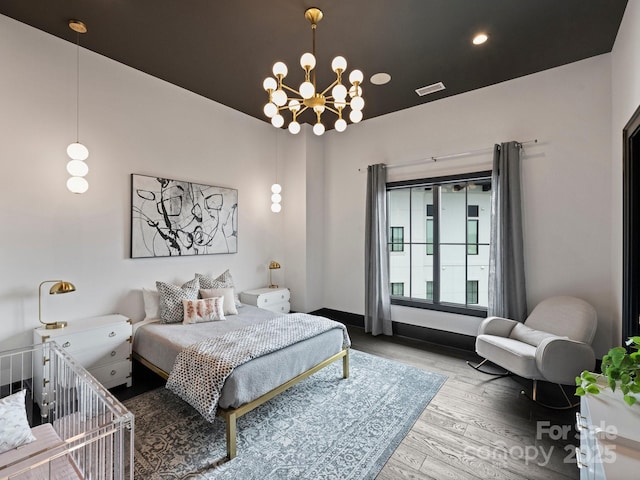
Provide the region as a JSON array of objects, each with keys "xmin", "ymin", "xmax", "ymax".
[
  {"xmin": 347, "ymin": 326, "xmax": 579, "ymax": 480},
  {"xmin": 114, "ymin": 325, "xmax": 580, "ymax": 479}
]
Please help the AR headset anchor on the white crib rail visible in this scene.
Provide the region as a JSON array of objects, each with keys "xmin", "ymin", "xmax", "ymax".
[{"xmin": 0, "ymin": 342, "xmax": 134, "ymax": 480}]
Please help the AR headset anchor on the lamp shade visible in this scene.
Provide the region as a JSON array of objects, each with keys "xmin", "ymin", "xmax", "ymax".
[
  {"xmin": 49, "ymin": 281, "xmax": 76, "ymax": 294},
  {"xmin": 269, "ymin": 261, "xmax": 281, "ymax": 270}
]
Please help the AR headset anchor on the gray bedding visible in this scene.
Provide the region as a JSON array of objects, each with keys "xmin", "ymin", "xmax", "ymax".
[{"xmin": 132, "ymin": 305, "xmax": 345, "ymax": 408}]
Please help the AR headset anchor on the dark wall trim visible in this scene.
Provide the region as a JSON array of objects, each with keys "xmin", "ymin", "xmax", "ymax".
[
  {"xmin": 623, "ymin": 103, "xmax": 640, "ymax": 342},
  {"xmin": 310, "ymin": 308, "xmax": 475, "ymax": 351}
]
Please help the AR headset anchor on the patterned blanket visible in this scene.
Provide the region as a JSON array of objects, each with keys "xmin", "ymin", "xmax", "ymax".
[{"xmin": 166, "ymin": 313, "xmax": 351, "ymax": 422}]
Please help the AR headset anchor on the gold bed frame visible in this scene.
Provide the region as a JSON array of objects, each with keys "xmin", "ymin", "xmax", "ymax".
[{"xmin": 132, "ymin": 348, "xmax": 349, "ymax": 459}]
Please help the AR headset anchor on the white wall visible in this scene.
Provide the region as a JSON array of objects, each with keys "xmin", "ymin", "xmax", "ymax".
[
  {"xmin": 0, "ymin": 15, "xmax": 285, "ymax": 349},
  {"xmin": 323, "ymin": 55, "xmax": 614, "ymax": 355},
  {"xmin": 611, "ymin": 0, "xmax": 640, "ymax": 346}
]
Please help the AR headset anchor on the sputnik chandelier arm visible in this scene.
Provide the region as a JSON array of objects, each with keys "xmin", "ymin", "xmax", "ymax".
[{"xmin": 263, "ymin": 7, "xmax": 364, "ymax": 136}]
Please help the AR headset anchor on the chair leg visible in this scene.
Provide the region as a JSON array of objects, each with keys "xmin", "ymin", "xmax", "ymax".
[
  {"xmin": 520, "ymin": 380, "xmax": 580, "ymax": 410},
  {"xmin": 466, "ymin": 358, "xmax": 512, "ymax": 377}
]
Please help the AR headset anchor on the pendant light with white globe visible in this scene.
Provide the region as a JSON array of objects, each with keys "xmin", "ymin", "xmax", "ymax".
[
  {"xmin": 66, "ymin": 19, "xmax": 89, "ymax": 194},
  {"xmin": 263, "ymin": 8, "xmax": 364, "ymax": 136}
]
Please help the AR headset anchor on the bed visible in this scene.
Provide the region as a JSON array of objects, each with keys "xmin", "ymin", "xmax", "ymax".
[{"xmin": 132, "ymin": 304, "xmax": 350, "ymax": 459}]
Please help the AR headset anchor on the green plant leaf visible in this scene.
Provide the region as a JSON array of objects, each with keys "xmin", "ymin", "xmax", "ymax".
[
  {"xmin": 610, "ymin": 347, "xmax": 627, "ymax": 368},
  {"xmin": 575, "ymin": 386, "xmax": 586, "ymax": 396},
  {"xmin": 586, "ymin": 385, "xmax": 601, "ymax": 395},
  {"xmin": 582, "ymin": 372, "xmax": 597, "ymax": 383},
  {"xmin": 621, "ymin": 373, "xmax": 631, "ymax": 385},
  {"xmin": 609, "ymin": 376, "xmax": 617, "ymax": 391},
  {"xmin": 624, "ymin": 394, "xmax": 637, "ymax": 406},
  {"xmin": 630, "ymin": 384, "xmax": 640, "ymax": 394}
]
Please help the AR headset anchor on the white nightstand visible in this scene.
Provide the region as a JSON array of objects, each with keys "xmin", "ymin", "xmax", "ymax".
[
  {"xmin": 240, "ymin": 287, "xmax": 291, "ymax": 313},
  {"xmin": 33, "ymin": 314, "xmax": 132, "ymax": 407}
]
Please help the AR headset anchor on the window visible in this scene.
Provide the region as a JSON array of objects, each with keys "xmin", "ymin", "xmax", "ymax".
[
  {"xmin": 387, "ymin": 172, "xmax": 491, "ymax": 315},
  {"xmin": 391, "ymin": 282, "xmax": 404, "ymax": 296},
  {"xmin": 426, "ymin": 219, "xmax": 434, "ymax": 255},
  {"xmin": 426, "ymin": 281, "xmax": 434, "ymax": 301},
  {"xmin": 390, "ymin": 226, "xmax": 404, "ymax": 252},
  {"xmin": 467, "ymin": 219, "xmax": 478, "ymax": 255},
  {"xmin": 467, "ymin": 280, "xmax": 479, "ymax": 304}
]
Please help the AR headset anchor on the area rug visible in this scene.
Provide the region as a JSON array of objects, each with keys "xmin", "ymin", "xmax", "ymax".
[{"xmin": 124, "ymin": 349, "xmax": 447, "ymax": 480}]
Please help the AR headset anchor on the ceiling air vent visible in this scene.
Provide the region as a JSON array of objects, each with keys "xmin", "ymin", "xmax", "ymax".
[{"xmin": 415, "ymin": 82, "xmax": 446, "ymax": 97}]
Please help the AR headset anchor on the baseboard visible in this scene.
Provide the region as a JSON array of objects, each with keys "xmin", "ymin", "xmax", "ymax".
[{"xmin": 310, "ymin": 308, "xmax": 475, "ymax": 351}]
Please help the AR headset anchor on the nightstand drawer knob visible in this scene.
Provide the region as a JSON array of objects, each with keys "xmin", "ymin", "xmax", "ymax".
[
  {"xmin": 109, "ymin": 331, "xmax": 116, "ymax": 337},
  {"xmin": 111, "ymin": 370, "xmax": 117, "ymax": 376},
  {"xmin": 110, "ymin": 351, "xmax": 116, "ymax": 357},
  {"xmin": 62, "ymin": 341, "xmax": 71, "ymax": 348}
]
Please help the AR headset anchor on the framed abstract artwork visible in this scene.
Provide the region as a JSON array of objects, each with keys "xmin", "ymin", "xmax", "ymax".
[{"xmin": 131, "ymin": 174, "xmax": 238, "ymax": 258}]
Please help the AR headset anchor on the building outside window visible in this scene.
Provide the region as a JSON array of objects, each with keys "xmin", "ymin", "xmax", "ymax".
[{"xmin": 387, "ymin": 172, "xmax": 491, "ymax": 315}]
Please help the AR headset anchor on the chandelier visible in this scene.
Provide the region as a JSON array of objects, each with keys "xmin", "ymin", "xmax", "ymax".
[{"xmin": 263, "ymin": 7, "xmax": 364, "ymax": 136}]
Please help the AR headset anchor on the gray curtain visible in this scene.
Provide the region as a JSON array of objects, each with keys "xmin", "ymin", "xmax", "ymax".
[
  {"xmin": 365, "ymin": 164, "xmax": 393, "ymax": 336},
  {"xmin": 488, "ymin": 142, "xmax": 527, "ymax": 321}
]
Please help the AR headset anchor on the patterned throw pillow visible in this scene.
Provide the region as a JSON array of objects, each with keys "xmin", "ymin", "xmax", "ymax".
[
  {"xmin": 0, "ymin": 390, "xmax": 36, "ymax": 454},
  {"xmin": 196, "ymin": 270, "xmax": 242, "ymax": 306},
  {"xmin": 200, "ymin": 287, "xmax": 238, "ymax": 315},
  {"xmin": 183, "ymin": 297, "xmax": 225, "ymax": 324},
  {"xmin": 156, "ymin": 278, "xmax": 200, "ymax": 324}
]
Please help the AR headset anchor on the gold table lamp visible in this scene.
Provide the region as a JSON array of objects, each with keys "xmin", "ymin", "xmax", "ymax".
[
  {"xmin": 268, "ymin": 261, "xmax": 281, "ymax": 288},
  {"xmin": 38, "ymin": 280, "xmax": 76, "ymax": 329}
]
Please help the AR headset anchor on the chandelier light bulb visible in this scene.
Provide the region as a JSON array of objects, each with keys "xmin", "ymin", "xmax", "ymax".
[
  {"xmin": 349, "ymin": 69, "xmax": 364, "ymax": 85},
  {"xmin": 288, "ymin": 99, "xmax": 301, "ymax": 112},
  {"xmin": 271, "ymin": 193, "xmax": 282, "ymax": 203},
  {"xmin": 299, "ymin": 81, "xmax": 315, "ymax": 99},
  {"xmin": 332, "ymin": 84, "xmax": 347, "ymax": 101},
  {"xmin": 313, "ymin": 105, "xmax": 325, "ymax": 114},
  {"xmin": 349, "ymin": 110, "xmax": 363, "ymax": 123},
  {"xmin": 271, "ymin": 203, "xmax": 282, "ymax": 213},
  {"xmin": 271, "ymin": 114, "xmax": 285, "ymax": 128},
  {"xmin": 300, "ymin": 53, "xmax": 316, "ymax": 70},
  {"xmin": 263, "ymin": 77, "xmax": 277, "ymax": 91},
  {"xmin": 272, "ymin": 62, "xmax": 288, "ymax": 78},
  {"xmin": 67, "ymin": 176, "xmax": 89, "ymax": 194},
  {"xmin": 335, "ymin": 118, "xmax": 347, "ymax": 132},
  {"xmin": 67, "ymin": 142, "xmax": 89, "ymax": 161},
  {"xmin": 313, "ymin": 123, "xmax": 325, "ymax": 136},
  {"xmin": 263, "ymin": 102, "xmax": 278, "ymax": 118},
  {"xmin": 288, "ymin": 121, "xmax": 301, "ymax": 134},
  {"xmin": 334, "ymin": 99, "xmax": 347, "ymax": 110},
  {"xmin": 66, "ymin": 159, "xmax": 89, "ymax": 177},
  {"xmin": 349, "ymin": 85, "xmax": 363, "ymax": 98},
  {"xmin": 331, "ymin": 56, "xmax": 347, "ymax": 73},
  {"xmin": 271, "ymin": 183, "xmax": 282, "ymax": 194},
  {"xmin": 351, "ymin": 96, "xmax": 365, "ymax": 111},
  {"xmin": 272, "ymin": 89, "xmax": 287, "ymax": 107}
]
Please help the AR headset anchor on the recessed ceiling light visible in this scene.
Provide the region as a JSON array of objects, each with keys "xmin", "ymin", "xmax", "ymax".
[
  {"xmin": 370, "ymin": 72, "xmax": 391, "ymax": 85},
  {"xmin": 473, "ymin": 33, "xmax": 488, "ymax": 45}
]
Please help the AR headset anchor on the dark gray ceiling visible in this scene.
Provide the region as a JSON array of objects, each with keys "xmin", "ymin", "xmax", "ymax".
[{"xmin": 0, "ymin": 1, "xmax": 628, "ymax": 128}]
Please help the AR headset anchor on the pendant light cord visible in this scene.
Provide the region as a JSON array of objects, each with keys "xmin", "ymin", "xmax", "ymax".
[{"xmin": 75, "ymin": 31, "xmax": 80, "ymax": 142}]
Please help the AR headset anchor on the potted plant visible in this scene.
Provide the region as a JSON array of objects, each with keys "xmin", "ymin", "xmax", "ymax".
[{"xmin": 576, "ymin": 336, "xmax": 640, "ymax": 406}]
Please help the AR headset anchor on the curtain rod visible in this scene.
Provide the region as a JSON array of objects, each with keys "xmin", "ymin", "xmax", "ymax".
[{"xmin": 358, "ymin": 139, "xmax": 538, "ymax": 172}]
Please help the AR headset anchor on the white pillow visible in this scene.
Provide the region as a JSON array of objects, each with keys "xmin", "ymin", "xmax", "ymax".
[
  {"xmin": 183, "ymin": 297, "xmax": 225, "ymax": 324},
  {"xmin": 0, "ymin": 390, "xmax": 36, "ymax": 454},
  {"xmin": 200, "ymin": 287, "xmax": 238, "ymax": 315},
  {"xmin": 142, "ymin": 288, "xmax": 160, "ymax": 320}
]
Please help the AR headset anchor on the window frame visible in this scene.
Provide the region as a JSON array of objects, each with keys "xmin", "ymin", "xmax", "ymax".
[{"xmin": 387, "ymin": 171, "xmax": 491, "ymax": 317}]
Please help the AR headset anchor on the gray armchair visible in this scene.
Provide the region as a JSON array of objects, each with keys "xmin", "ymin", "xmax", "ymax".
[{"xmin": 471, "ymin": 296, "xmax": 597, "ymax": 408}]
